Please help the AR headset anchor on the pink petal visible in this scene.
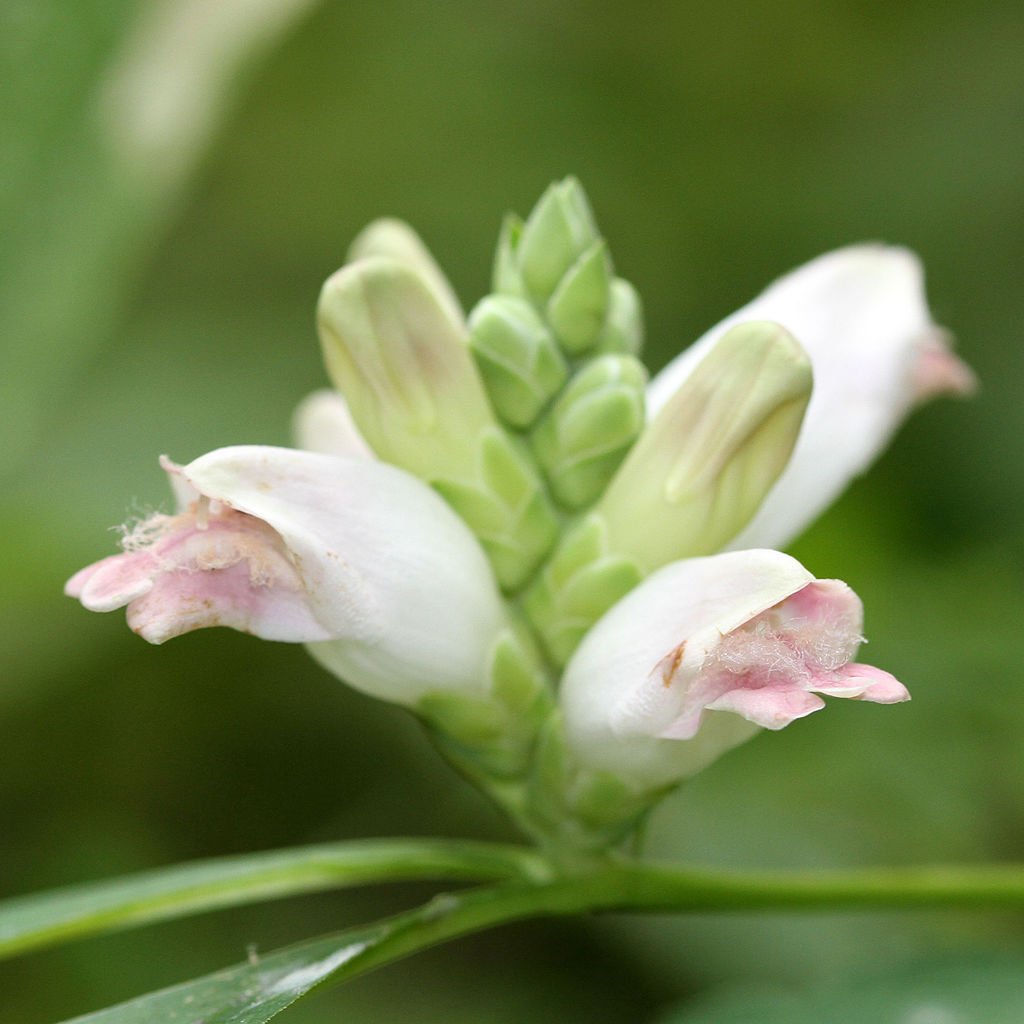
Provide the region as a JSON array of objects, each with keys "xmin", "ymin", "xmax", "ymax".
[
  {"xmin": 815, "ymin": 662, "xmax": 911, "ymax": 704},
  {"xmin": 66, "ymin": 551, "xmax": 159, "ymax": 611},
  {"xmin": 66, "ymin": 505, "xmax": 332, "ymax": 645},
  {"xmin": 126, "ymin": 561, "xmax": 331, "ymax": 644},
  {"xmin": 912, "ymin": 330, "xmax": 977, "ymax": 403},
  {"xmin": 705, "ymin": 686, "xmax": 826, "ymax": 730}
]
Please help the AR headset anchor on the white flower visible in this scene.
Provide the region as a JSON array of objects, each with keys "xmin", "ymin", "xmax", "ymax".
[
  {"xmin": 647, "ymin": 245, "xmax": 975, "ymax": 550},
  {"xmin": 66, "ymin": 446, "xmax": 506, "ymax": 706},
  {"xmin": 560, "ymin": 549, "xmax": 908, "ymax": 790}
]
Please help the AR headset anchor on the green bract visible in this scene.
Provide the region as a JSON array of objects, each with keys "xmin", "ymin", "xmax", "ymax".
[
  {"xmin": 468, "ymin": 295, "xmax": 568, "ymax": 428},
  {"xmin": 531, "ymin": 354, "xmax": 647, "ymax": 509},
  {"xmin": 489, "ymin": 178, "xmax": 644, "ymax": 362}
]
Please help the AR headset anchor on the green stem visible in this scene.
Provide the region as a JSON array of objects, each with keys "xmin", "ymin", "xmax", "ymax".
[
  {"xmin": 58, "ymin": 859, "xmax": 1024, "ymax": 1023},
  {"xmin": 552, "ymin": 859, "xmax": 1024, "ymax": 912},
  {"xmin": 6, "ymin": 839, "xmax": 1024, "ymax": 969},
  {"xmin": 315, "ymin": 861, "xmax": 1024, "ymax": 988}
]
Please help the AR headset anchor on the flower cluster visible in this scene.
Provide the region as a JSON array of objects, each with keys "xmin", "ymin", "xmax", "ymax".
[{"xmin": 67, "ymin": 180, "xmax": 973, "ymax": 848}]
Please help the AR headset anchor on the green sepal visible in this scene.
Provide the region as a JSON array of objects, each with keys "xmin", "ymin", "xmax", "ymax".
[
  {"xmin": 526, "ymin": 714, "xmax": 661, "ymax": 854},
  {"xmin": 594, "ymin": 277, "xmax": 644, "ymax": 357},
  {"xmin": 522, "ymin": 513, "xmax": 644, "ymax": 666},
  {"xmin": 531, "ymin": 354, "xmax": 648, "ymax": 509},
  {"xmin": 433, "ymin": 427, "xmax": 559, "ymax": 591},
  {"xmin": 517, "ymin": 178, "xmax": 600, "ymax": 303},
  {"xmin": 468, "ymin": 295, "xmax": 569, "ymax": 428},
  {"xmin": 525, "ymin": 556, "xmax": 643, "ymax": 665},
  {"xmin": 492, "ymin": 213, "xmax": 526, "ymax": 296},
  {"xmin": 489, "ymin": 619, "xmax": 549, "ymax": 715},
  {"xmin": 545, "ymin": 239, "xmax": 613, "ymax": 355},
  {"xmin": 417, "ymin": 626, "xmax": 552, "ymax": 782}
]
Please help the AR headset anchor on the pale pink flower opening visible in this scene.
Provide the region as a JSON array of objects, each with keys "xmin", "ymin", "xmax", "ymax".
[
  {"xmin": 657, "ymin": 579, "xmax": 909, "ymax": 740},
  {"xmin": 64, "ymin": 458, "xmax": 330, "ymax": 645}
]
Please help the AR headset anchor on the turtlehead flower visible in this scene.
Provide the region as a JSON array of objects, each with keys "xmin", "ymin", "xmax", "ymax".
[
  {"xmin": 560, "ymin": 549, "xmax": 909, "ymax": 792},
  {"xmin": 66, "ymin": 446, "xmax": 507, "ymax": 706},
  {"xmin": 648, "ymin": 245, "xmax": 976, "ymax": 551},
  {"xmin": 65, "ymin": 191, "xmax": 972, "ymax": 842}
]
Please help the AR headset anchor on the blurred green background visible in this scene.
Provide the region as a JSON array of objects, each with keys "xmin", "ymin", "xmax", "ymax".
[{"xmin": 2, "ymin": 0, "xmax": 1023, "ymax": 1020}]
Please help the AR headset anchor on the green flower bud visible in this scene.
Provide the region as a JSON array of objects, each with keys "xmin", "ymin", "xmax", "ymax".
[
  {"xmin": 432, "ymin": 428, "xmax": 559, "ymax": 591},
  {"xmin": 598, "ymin": 320, "xmax": 813, "ymax": 572},
  {"xmin": 517, "ymin": 177, "xmax": 600, "ymax": 303},
  {"xmin": 318, "ymin": 258, "xmax": 559, "ymax": 590},
  {"xmin": 468, "ymin": 296, "xmax": 569, "ymax": 428},
  {"xmin": 347, "ymin": 218, "xmax": 464, "ymax": 326},
  {"xmin": 317, "ymin": 257, "xmax": 492, "ymax": 483},
  {"xmin": 531, "ymin": 354, "xmax": 647, "ymax": 509},
  {"xmin": 545, "ymin": 240, "xmax": 614, "ymax": 355},
  {"xmin": 522, "ymin": 512, "xmax": 643, "ymax": 666},
  {"xmin": 594, "ymin": 277, "xmax": 644, "ymax": 357},
  {"xmin": 491, "ymin": 180, "xmax": 641, "ymax": 363}
]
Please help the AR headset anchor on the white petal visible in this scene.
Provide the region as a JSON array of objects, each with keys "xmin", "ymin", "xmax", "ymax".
[
  {"xmin": 292, "ymin": 389, "xmax": 375, "ymax": 459},
  {"xmin": 648, "ymin": 245, "xmax": 970, "ymax": 550},
  {"xmin": 180, "ymin": 446, "xmax": 506, "ymax": 704},
  {"xmin": 561, "ymin": 549, "xmax": 810, "ymax": 788}
]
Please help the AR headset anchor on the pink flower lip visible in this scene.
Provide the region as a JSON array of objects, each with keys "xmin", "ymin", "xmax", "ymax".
[
  {"xmin": 657, "ymin": 578, "xmax": 910, "ymax": 739},
  {"xmin": 66, "ymin": 497, "xmax": 332, "ymax": 645}
]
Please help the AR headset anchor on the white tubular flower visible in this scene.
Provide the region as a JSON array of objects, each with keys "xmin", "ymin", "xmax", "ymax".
[
  {"xmin": 560, "ymin": 549, "xmax": 909, "ymax": 791},
  {"xmin": 66, "ymin": 446, "xmax": 506, "ymax": 706},
  {"xmin": 647, "ymin": 245, "xmax": 976, "ymax": 550}
]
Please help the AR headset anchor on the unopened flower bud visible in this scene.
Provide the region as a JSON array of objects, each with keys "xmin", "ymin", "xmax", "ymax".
[
  {"xmin": 531, "ymin": 354, "xmax": 647, "ymax": 509},
  {"xmin": 347, "ymin": 217, "xmax": 463, "ymax": 325},
  {"xmin": 517, "ymin": 177, "xmax": 600, "ymax": 303},
  {"xmin": 545, "ymin": 240, "xmax": 613, "ymax": 355},
  {"xmin": 599, "ymin": 320, "xmax": 812, "ymax": 572},
  {"xmin": 318, "ymin": 258, "xmax": 558, "ymax": 590},
  {"xmin": 318, "ymin": 258, "xmax": 492, "ymax": 482},
  {"xmin": 468, "ymin": 296, "xmax": 568, "ymax": 428},
  {"xmin": 492, "ymin": 213, "xmax": 527, "ymax": 297}
]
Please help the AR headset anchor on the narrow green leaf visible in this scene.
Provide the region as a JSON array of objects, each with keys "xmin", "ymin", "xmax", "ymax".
[
  {"xmin": 60, "ymin": 920, "xmax": 394, "ymax": 1024},
  {"xmin": 0, "ymin": 839, "xmax": 546, "ymax": 961},
  {"xmin": 58, "ymin": 881, "xmax": 589, "ymax": 1024},
  {"xmin": 31, "ymin": 859, "xmax": 1024, "ymax": 1022}
]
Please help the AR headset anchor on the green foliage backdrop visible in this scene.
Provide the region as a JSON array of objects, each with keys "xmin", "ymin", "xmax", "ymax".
[{"xmin": 2, "ymin": 1, "xmax": 1022, "ymax": 1020}]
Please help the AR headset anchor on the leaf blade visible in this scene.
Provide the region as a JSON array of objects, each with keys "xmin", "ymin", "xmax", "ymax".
[{"xmin": 0, "ymin": 839, "xmax": 546, "ymax": 960}]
